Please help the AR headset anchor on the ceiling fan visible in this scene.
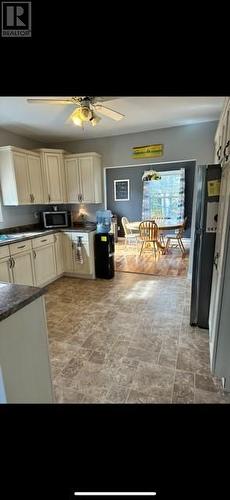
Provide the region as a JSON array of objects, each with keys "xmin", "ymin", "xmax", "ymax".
[{"xmin": 26, "ymin": 96, "xmax": 125, "ymax": 127}]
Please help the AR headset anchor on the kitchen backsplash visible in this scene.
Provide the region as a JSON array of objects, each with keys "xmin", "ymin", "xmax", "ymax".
[{"xmin": 0, "ymin": 203, "xmax": 104, "ymax": 230}]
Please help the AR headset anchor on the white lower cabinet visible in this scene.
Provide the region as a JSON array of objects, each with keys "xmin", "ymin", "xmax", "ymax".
[
  {"xmin": 11, "ymin": 251, "xmax": 35, "ymax": 286},
  {"xmin": 72, "ymin": 238, "xmax": 91, "ymax": 275},
  {"xmin": 33, "ymin": 244, "xmax": 57, "ymax": 286},
  {"xmin": 62, "ymin": 232, "xmax": 73, "ymax": 272},
  {"xmin": 54, "ymin": 233, "xmax": 64, "ymax": 275},
  {"xmin": 0, "ymin": 256, "xmax": 13, "ymax": 283}
]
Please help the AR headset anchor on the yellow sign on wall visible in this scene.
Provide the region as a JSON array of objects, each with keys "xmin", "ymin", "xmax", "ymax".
[{"xmin": 132, "ymin": 144, "xmax": 163, "ymax": 159}]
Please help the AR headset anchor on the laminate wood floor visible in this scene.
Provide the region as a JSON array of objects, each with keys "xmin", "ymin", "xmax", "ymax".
[{"xmin": 115, "ymin": 238, "xmax": 190, "ymax": 277}]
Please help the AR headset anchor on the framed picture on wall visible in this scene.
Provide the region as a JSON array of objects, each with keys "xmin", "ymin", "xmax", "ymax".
[{"xmin": 114, "ymin": 179, "xmax": 130, "ymax": 201}]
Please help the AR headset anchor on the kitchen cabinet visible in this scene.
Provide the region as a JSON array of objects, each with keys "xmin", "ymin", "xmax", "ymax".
[
  {"xmin": 214, "ymin": 98, "xmax": 230, "ymax": 165},
  {"xmin": 65, "ymin": 153, "xmax": 102, "ymax": 203},
  {"xmin": 38, "ymin": 149, "xmax": 67, "ymax": 203},
  {"xmin": 0, "ymin": 146, "xmax": 44, "ymax": 205},
  {"xmin": 54, "ymin": 232, "xmax": 64, "ymax": 275},
  {"xmin": 72, "ymin": 234, "xmax": 91, "ymax": 275},
  {"xmin": 11, "ymin": 251, "xmax": 35, "ymax": 286},
  {"xmin": 32, "ymin": 235, "xmax": 57, "ymax": 286},
  {"xmin": 62, "ymin": 232, "xmax": 73, "ymax": 273},
  {"xmin": 0, "ymin": 256, "xmax": 13, "ymax": 283},
  {"xmin": 0, "ymin": 246, "xmax": 12, "ymax": 283}
]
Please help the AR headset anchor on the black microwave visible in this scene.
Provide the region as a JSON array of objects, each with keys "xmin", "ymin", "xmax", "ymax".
[{"xmin": 42, "ymin": 211, "xmax": 70, "ymax": 229}]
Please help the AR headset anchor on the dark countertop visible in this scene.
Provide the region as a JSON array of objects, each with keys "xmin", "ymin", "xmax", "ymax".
[
  {"xmin": 0, "ymin": 226, "xmax": 96, "ymax": 247},
  {"xmin": 0, "ymin": 282, "xmax": 47, "ymax": 322}
]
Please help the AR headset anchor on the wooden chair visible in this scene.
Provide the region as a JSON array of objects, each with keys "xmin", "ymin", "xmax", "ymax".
[
  {"xmin": 121, "ymin": 217, "xmax": 139, "ymax": 246},
  {"xmin": 165, "ymin": 217, "xmax": 188, "ymax": 256},
  {"xmin": 139, "ymin": 220, "xmax": 159, "ymax": 256}
]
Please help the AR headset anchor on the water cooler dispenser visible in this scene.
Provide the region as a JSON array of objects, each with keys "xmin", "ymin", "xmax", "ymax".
[{"xmin": 94, "ymin": 210, "xmax": 115, "ymax": 279}]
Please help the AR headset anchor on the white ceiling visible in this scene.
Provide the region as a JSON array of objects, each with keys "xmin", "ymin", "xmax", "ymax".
[{"xmin": 0, "ymin": 96, "xmax": 225, "ymax": 143}]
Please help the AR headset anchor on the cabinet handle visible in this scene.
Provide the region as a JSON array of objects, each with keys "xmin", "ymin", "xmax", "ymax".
[
  {"xmin": 30, "ymin": 194, "xmax": 33, "ymax": 202},
  {"xmin": 33, "ymin": 250, "xmax": 36, "ymax": 258},
  {"xmin": 41, "ymin": 239, "xmax": 47, "ymax": 242},
  {"xmin": 217, "ymin": 146, "xmax": 222, "ymax": 160},
  {"xmin": 9, "ymin": 258, "xmax": 13, "ymax": 269},
  {"xmin": 224, "ymin": 140, "xmax": 230, "ymax": 161},
  {"xmin": 214, "ymin": 252, "xmax": 219, "ymax": 270},
  {"xmin": 32, "ymin": 194, "xmax": 35, "ymax": 203},
  {"xmin": 11, "ymin": 257, "xmax": 15, "ymax": 268},
  {"xmin": 48, "ymin": 194, "xmax": 51, "ymax": 202},
  {"xmin": 17, "ymin": 244, "xmax": 26, "ymax": 249}
]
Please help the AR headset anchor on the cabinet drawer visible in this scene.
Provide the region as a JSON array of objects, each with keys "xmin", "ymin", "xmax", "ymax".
[
  {"xmin": 0, "ymin": 245, "xmax": 10, "ymax": 259},
  {"xmin": 32, "ymin": 234, "xmax": 55, "ymax": 248},
  {"xmin": 10, "ymin": 239, "xmax": 32, "ymax": 255}
]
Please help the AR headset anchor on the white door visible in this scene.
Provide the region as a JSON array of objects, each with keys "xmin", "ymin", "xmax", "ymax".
[
  {"xmin": 27, "ymin": 154, "xmax": 44, "ymax": 204},
  {"xmin": 209, "ymin": 163, "xmax": 230, "ymax": 368},
  {"xmin": 72, "ymin": 240, "xmax": 90, "ymax": 275},
  {"xmin": 62, "ymin": 232, "xmax": 73, "ymax": 272},
  {"xmin": 33, "ymin": 244, "xmax": 56, "ymax": 286},
  {"xmin": 0, "ymin": 257, "xmax": 13, "ymax": 283},
  {"xmin": 13, "ymin": 152, "xmax": 31, "ymax": 204},
  {"xmin": 78, "ymin": 156, "xmax": 95, "ymax": 203},
  {"xmin": 45, "ymin": 154, "xmax": 65, "ymax": 203},
  {"xmin": 12, "ymin": 251, "xmax": 34, "ymax": 286},
  {"xmin": 54, "ymin": 233, "xmax": 64, "ymax": 275},
  {"xmin": 65, "ymin": 158, "xmax": 81, "ymax": 202}
]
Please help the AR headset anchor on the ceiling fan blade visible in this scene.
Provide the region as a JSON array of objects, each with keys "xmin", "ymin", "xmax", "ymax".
[
  {"xmin": 27, "ymin": 98, "xmax": 75, "ymax": 105},
  {"xmin": 94, "ymin": 104, "xmax": 124, "ymax": 121}
]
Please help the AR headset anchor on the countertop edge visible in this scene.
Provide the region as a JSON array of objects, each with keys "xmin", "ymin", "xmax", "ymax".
[{"xmin": 0, "ymin": 284, "xmax": 47, "ymax": 323}]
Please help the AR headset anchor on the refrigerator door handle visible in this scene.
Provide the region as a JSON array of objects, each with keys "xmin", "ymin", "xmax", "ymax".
[{"xmin": 214, "ymin": 252, "xmax": 219, "ymax": 270}]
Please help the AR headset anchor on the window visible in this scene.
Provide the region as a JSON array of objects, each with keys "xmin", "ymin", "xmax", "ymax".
[{"xmin": 142, "ymin": 168, "xmax": 185, "ymax": 221}]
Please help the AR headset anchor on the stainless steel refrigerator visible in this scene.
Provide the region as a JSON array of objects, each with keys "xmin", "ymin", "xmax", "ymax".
[{"xmin": 190, "ymin": 164, "xmax": 221, "ymax": 328}]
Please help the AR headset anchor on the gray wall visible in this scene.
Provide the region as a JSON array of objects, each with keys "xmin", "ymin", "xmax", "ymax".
[
  {"xmin": 56, "ymin": 121, "xmax": 217, "ymax": 166},
  {"xmin": 106, "ymin": 161, "xmax": 195, "ymax": 237}
]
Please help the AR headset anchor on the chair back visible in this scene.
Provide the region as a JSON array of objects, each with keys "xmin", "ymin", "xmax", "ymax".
[
  {"xmin": 121, "ymin": 216, "xmax": 132, "ymax": 236},
  {"xmin": 139, "ymin": 220, "xmax": 158, "ymax": 241},
  {"xmin": 177, "ymin": 216, "xmax": 188, "ymax": 237}
]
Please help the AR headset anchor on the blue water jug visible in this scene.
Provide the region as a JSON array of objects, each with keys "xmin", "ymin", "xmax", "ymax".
[{"xmin": 96, "ymin": 210, "xmax": 112, "ymax": 233}]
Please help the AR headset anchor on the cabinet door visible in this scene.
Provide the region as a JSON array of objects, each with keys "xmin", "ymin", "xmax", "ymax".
[
  {"xmin": 62, "ymin": 232, "xmax": 73, "ymax": 272},
  {"xmin": 78, "ymin": 156, "xmax": 95, "ymax": 203},
  {"xmin": 44, "ymin": 153, "xmax": 66, "ymax": 203},
  {"xmin": 0, "ymin": 257, "xmax": 13, "ymax": 283},
  {"xmin": 72, "ymin": 241, "xmax": 91, "ymax": 275},
  {"xmin": 54, "ymin": 233, "xmax": 64, "ymax": 275},
  {"xmin": 27, "ymin": 154, "xmax": 44, "ymax": 204},
  {"xmin": 13, "ymin": 152, "xmax": 31, "ymax": 204},
  {"xmin": 33, "ymin": 244, "xmax": 56, "ymax": 286},
  {"xmin": 65, "ymin": 158, "xmax": 81, "ymax": 202},
  {"xmin": 12, "ymin": 251, "xmax": 34, "ymax": 286}
]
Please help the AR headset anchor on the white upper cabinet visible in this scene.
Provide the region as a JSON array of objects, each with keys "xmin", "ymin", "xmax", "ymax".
[
  {"xmin": 0, "ymin": 146, "xmax": 44, "ymax": 205},
  {"xmin": 38, "ymin": 149, "xmax": 67, "ymax": 203},
  {"xmin": 27, "ymin": 153, "xmax": 44, "ymax": 204},
  {"xmin": 65, "ymin": 153, "xmax": 102, "ymax": 204}
]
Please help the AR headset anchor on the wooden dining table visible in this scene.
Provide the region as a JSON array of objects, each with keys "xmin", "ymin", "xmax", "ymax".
[{"xmin": 127, "ymin": 219, "xmax": 184, "ymax": 251}]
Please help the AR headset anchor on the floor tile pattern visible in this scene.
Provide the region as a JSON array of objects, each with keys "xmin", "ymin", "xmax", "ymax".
[{"xmin": 45, "ymin": 274, "xmax": 230, "ymax": 404}]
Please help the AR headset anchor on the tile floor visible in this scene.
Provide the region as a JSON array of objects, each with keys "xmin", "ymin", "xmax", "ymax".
[{"xmin": 45, "ymin": 273, "xmax": 230, "ymax": 404}]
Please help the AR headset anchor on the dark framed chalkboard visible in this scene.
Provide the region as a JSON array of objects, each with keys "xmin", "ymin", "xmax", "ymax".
[{"xmin": 114, "ymin": 179, "xmax": 130, "ymax": 201}]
